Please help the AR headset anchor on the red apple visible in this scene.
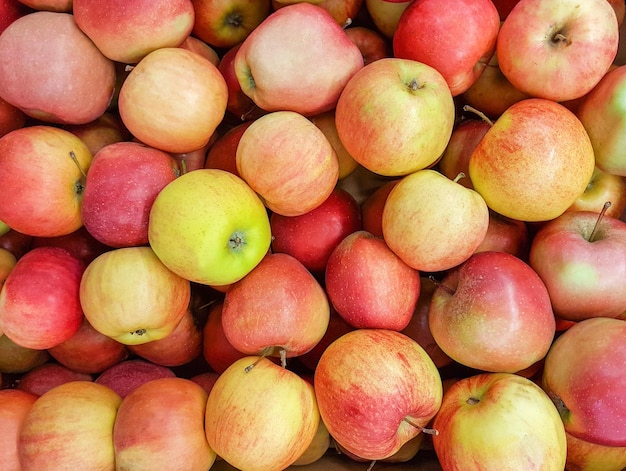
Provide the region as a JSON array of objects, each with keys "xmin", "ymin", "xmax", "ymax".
[
  {"xmin": 344, "ymin": 25, "xmax": 391, "ymax": 65},
  {"xmin": 189, "ymin": 371, "xmax": 220, "ymax": 395},
  {"xmin": 474, "ymin": 209, "xmax": 530, "ymax": 261},
  {"xmin": 30, "ymin": 226, "xmax": 111, "ymax": 266},
  {"xmin": 17, "ymin": 362, "xmax": 93, "ymax": 396},
  {"xmin": 204, "ymin": 120, "xmax": 253, "ymax": 177},
  {"xmin": 202, "ymin": 300, "xmax": 248, "ymax": 374},
  {"xmin": 16, "ymin": 0, "xmax": 71, "ymax": 11},
  {"xmin": 0, "ymin": 0, "xmax": 27, "ymax": 34},
  {"xmin": 0, "ymin": 95, "xmax": 25, "ymax": 138},
  {"xmin": 0, "ymin": 229, "xmax": 33, "ymax": 260},
  {"xmin": 0, "ymin": 388, "xmax": 38, "ymax": 471},
  {"xmin": 63, "ymin": 112, "xmax": 128, "ymax": 156},
  {"xmin": 95, "ymin": 359, "xmax": 176, "ymax": 398},
  {"xmin": 360, "ymin": 179, "xmax": 400, "ymax": 237},
  {"xmin": 316, "ymin": 0, "xmax": 364, "ymax": 26}
]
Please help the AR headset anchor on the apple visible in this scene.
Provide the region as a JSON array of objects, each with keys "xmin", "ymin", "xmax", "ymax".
[
  {"xmin": 0, "ymin": 334, "xmax": 49, "ymax": 374},
  {"xmin": 0, "ymin": 388, "xmax": 38, "ymax": 471},
  {"xmin": 73, "ymin": 0, "xmax": 195, "ymax": 63},
  {"xmin": 360, "ymin": 178, "xmax": 400, "ymax": 237},
  {"xmin": 364, "ymin": 0, "xmax": 411, "ymax": 38},
  {"xmin": 191, "ymin": 0, "xmax": 271, "ymax": 49},
  {"xmin": 566, "ymin": 166, "xmax": 626, "ymax": 218},
  {"xmin": 202, "ymin": 300, "xmax": 248, "ymax": 374},
  {"xmin": 496, "ymin": 0, "xmax": 619, "ymax": 102},
  {"xmin": 528, "ymin": 208, "xmax": 626, "ymax": 321},
  {"xmin": 0, "ymin": 246, "xmax": 85, "ymax": 350},
  {"xmin": 189, "ymin": 371, "xmax": 220, "ymax": 395},
  {"xmin": 178, "ymin": 35, "xmax": 220, "ymax": 66},
  {"xmin": 270, "ymin": 186, "xmax": 362, "ymax": 277},
  {"xmin": 170, "ymin": 139, "xmax": 214, "ymax": 174},
  {"xmin": 16, "ymin": 0, "xmax": 71, "ymax": 11},
  {"xmin": 468, "ymin": 98, "xmax": 596, "ymax": 222},
  {"xmin": 0, "ymin": 95, "xmax": 25, "ymax": 138},
  {"xmin": 18, "ymin": 381, "xmax": 122, "ymax": 471},
  {"xmin": 205, "ymin": 355, "xmax": 320, "ymax": 471},
  {"xmin": 291, "ymin": 416, "xmax": 331, "ymax": 466},
  {"xmin": 564, "ymin": 430, "xmax": 626, "ymax": 471},
  {"xmin": 325, "ymin": 230, "xmax": 421, "ymax": 330},
  {"xmin": 0, "ymin": 0, "xmax": 26, "ymax": 34},
  {"xmin": 81, "ymin": 141, "xmax": 181, "ymax": 248},
  {"xmin": 382, "ymin": 169, "xmax": 490, "ymax": 273},
  {"xmin": 315, "ymin": 0, "xmax": 364, "ymax": 26},
  {"xmin": 233, "ymin": 2, "xmax": 364, "ymax": 116},
  {"xmin": 0, "ymin": 11, "xmax": 116, "ymax": 125},
  {"xmin": 63, "ymin": 112, "xmax": 128, "ymax": 156},
  {"xmin": 431, "ymin": 372, "xmax": 567, "ymax": 470},
  {"xmin": 0, "ymin": 229, "xmax": 33, "ymax": 260},
  {"xmin": 0, "ymin": 246, "xmax": 16, "ymax": 288},
  {"xmin": 345, "ymin": 25, "xmax": 391, "ymax": 65},
  {"xmin": 393, "ymin": 0, "xmax": 501, "ymax": 96},
  {"xmin": 474, "ymin": 210, "xmax": 531, "ymax": 260},
  {"xmin": 17, "ymin": 362, "xmax": 93, "ymax": 397},
  {"xmin": 148, "ymin": 168, "xmax": 272, "ymax": 287},
  {"xmin": 0, "ymin": 125, "xmax": 93, "ymax": 238},
  {"xmin": 541, "ymin": 317, "xmax": 626, "ymax": 447},
  {"xmin": 236, "ymin": 110, "xmax": 339, "ymax": 216},
  {"xmin": 221, "ymin": 252, "xmax": 330, "ymax": 361},
  {"xmin": 113, "ymin": 377, "xmax": 216, "ymax": 471},
  {"xmin": 429, "ymin": 250, "xmax": 556, "ymax": 373},
  {"xmin": 204, "ymin": 122, "xmax": 253, "ymax": 177},
  {"xmin": 314, "ymin": 328, "xmax": 442, "ymax": 460},
  {"xmin": 95, "ymin": 359, "xmax": 176, "ymax": 399},
  {"xmin": 30, "ymin": 226, "xmax": 111, "ymax": 266},
  {"xmin": 335, "ymin": 57, "xmax": 456, "ymax": 177}
]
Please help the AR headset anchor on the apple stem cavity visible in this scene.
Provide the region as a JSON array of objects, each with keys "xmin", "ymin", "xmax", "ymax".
[
  {"xmin": 403, "ymin": 417, "xmax": 439, "ymax": 436},
  {"xmin": 588, "ymin": 201, "xmax": 612, "ymax": 242},
  {"xmin": 551, "ymin": 31, "xmax": 572, "ymax": 47},
  {"xmin": 428, "ymin": 275, "xmax": 455, "ymax": 296},
  {"xmin": 462, "ymin": 104, "xmax": 494, "ymax": 126}
]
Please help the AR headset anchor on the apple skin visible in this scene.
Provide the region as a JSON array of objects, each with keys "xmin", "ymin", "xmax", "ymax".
[
  {"xmin": 234, "ymin": 2, "xmax": 364, "ymax": 116},
  {"xmin": 432, "ymin": 373, "xmax": 567, "ymax": 471},
  {"xmin": 31, "ymin": 226, "xmax": 111, "ymax": 267},
  {"xmin": 0, "ymin": 95, "xmax": 25, "ymax": 138},
  {"xmin": 270, "ymin": 187, "xmax": 362, "ymax": 276},
  {"xmin": 221, "ymin": 252, "xmax": 330, "ymax": 359},
  {"xmin": 0, "ymin": 0, "xmax": 27, "ymax": 34},
  {"xmin": 18, "ymin": 381, "xmax": 122, "ymax": 471},
  {"xmin": 178, "ymin": 35, "xmax": 220, "ymax": 66},
  {"xmin": 202, "ymin": 300, "xmax": 248, "ymax": 373},
  {"xmin": 204, "ymin": 120, "xmax": 253, "ymax": 177},
  {"xmin": 344, "ymin": 25, "xmax": 391, "ymax": 65},
  {"xmin": 325, "ymin": 230, "xmax": 421, "ymax": 330},
  {"xmin": 0, "ymin": 246, "xmax": 16, "ymax": 289},
  {"xmin": 393, "ymin": 0, "xmax": 501, "ymax": 96},
  {"xmin": 497, "ymin": 0, "xmax": 619, "ymax": 102},
  {"xmin": 0, "ymin": 388, "xmax": 38, "ymax": 471},
  {"xmin": 565, "ymin": 166, "xmax": 626, "ymax": 218},
  {"xmin": 474, "ymin": 209, "xmax": 530, "ymax": 261},
  {"xmin": 360, "ymin": 179, "xmax": 400, "ymax": 238},
  {"xmin": 335, "ymin": 57, "xmax": 455, "ymax": 177},
  {"xmin": 63, "ymin": 112, "xmax": 128, "ymax": 157},
  {"xmin": 81, "ymin": 141, "xmax": 180, "ymax": 248},
  {"xmin": 79, "ymin": 246, "xmax": 191, "ymax": 346},
  {"xmin": 528, "ymin": 210, "xmax": 626, "ymax": 321},
  {"xmin": 315, "ymin": 0, "xmax": 364, "ymax": 26},
  {"xmin": 205, "ymin": 355, "xmax": 320, "ymax": 471},
  {"xmin": 0, "ymin": 247, "xmax": 85, "ymax": 350},
  {"xmin": 429, "ymin": 251, "xmax": 556, "ymax": 373},
  {"xmin": 0, "ymin": 229, "xmax": 33, "ymax": 260},
  {"xmin": 364, "ymin": 0, "xmax": 411, "ymax": 38},
  {"xmin": 542, "ymin": 317, "xmax": 626, "ymax": 447},
  {"xmin": 73, "ymin": 0, "xmax": 195, "ymax": 64},
  {"xmin": 564, "ymin": 430, "xmax": 626, "ymax": 471},
  {"xmin": 95, "ymin": 359, "xmax": 176, "ymax": 399},
  {"xmin": 0, "ymin": 125, "xmax": 93, "ymax": 238},
  {"xmin": 314, "ymin": 328, "xmax": 442, "ymax": 461},
  {"xmin": 0, "ymin": 334, "xmax": 50, "ymax": 374},
  {"xmin": 113, "ymin": 377, "xmax": 216, "ymax": 471},
  {"xmin": 468, "ymin": 98, "xmax": 596, "ymax": 222},
  {"xmin": 16, "ymin": 363, "xmax": 93, "ymax": 397}
]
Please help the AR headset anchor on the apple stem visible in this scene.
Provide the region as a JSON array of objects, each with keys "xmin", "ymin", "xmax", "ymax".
[
  {"xmin": 403, "ymin": 417, "xmax": 439, "ymax": 435},
  {"xmin": 462, "ymin": 104, "xmax": 494, "ymax": 126},
  {"xmin": 466, "ymin": 397, "xmax": 480, "ymax": 405},
  {"xmin": 428, "ymin": 275, "xmax": 455, "ymax": 295},
  {"xmin": 342, "ymin": 17, "xmax": 352, "ymax": 29},
  {"xmin": 180, "ymin": 159, "xmax": 187, "ymax": 175},
  {"xmin": 244, "ymin": 346, "xmax": 287, "ymax": 373},
  {"xmin": 366, "ymin": 461, "xmax": 377, "ymax": 471},
  {"xmin": 124, "ymin": 65, "xmax": 135, "ymax": 73},
  {"xmin": 69, "ymin": 151, "xmax": 88, "ymax": 179},
  {"xmin": 552, "ymin": 32, "xmax": 571, "ymax": 47},
  {"xmin": 588, "ymin": 201, "xmax": 612, "ymax": 243},
  {"xmin": 453, "ymin": 172, "xmax": 466, "ymax": 184}
]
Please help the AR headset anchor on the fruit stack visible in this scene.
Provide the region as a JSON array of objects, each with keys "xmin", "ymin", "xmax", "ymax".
[{"xmin": 1, "ymin": 0, "xmax": 626, "ymax": 470}]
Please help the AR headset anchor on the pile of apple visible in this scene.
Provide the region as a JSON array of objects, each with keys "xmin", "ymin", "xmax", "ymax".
[{"xmin": 1, "ymin": 0, "xmax": 626, "ymax": 470}]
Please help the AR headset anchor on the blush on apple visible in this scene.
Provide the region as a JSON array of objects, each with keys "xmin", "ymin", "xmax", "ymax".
[{"xmin": 95, "ymin": 359, "xmax": 176, "ymax": 399}]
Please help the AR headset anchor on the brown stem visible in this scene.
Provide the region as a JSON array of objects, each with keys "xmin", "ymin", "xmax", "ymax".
[
  {"xmin": 462, "ymin": 104, "xmax": 494, "ymax": 126},
  {"xmin": 403, "ymin": 417, "xmax": 439, "ymax": 436},
  {"xmin": 453, "ymin": 172, "xmax": 466, "ymax": 184},
  {"xmin": 588, "ymin": 201, "xmax": 611, "ymax": 243},
  {"xmin": 69, "ymin": 151, "xmax": 88, "ymax": 179},
  {"xmin": 428, "ymin": 275, "xmax": 455, "ymax": 296}
]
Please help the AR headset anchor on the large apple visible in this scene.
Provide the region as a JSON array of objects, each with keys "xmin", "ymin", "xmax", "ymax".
[
  {"xmin": 314, "ymin": 328, "xmax": 442, "ymax": 460},
  {"xmin": 335, "ymin": 57, "xmax": 455, "ymax": 177},
  {"xmin": 432, "ymin": 373, "xmax": 567, "ymax": 470},
  {"xmin": 0, "ymin": 125, "xmax": 93, "ymax": 238},
  {"xmin": 468, "ymin": 98, "xmax": 596, "ymax": 222},
  {"xmin": 429, "ymin": 250, "xmax": 556, "ymax": 373},
  {"xmin": 393, "ymin": 0, "xmax": 501, "ymax": 96},
  {"xmin": 382, "ymin": 169, "xmax": 490, "ymax": 273},
  {"xmin": 0, "ymin": 388, "xmax": 38, "ymax": 471},
  {"xmin": 148, "ymin": 168, "xmax": 272, "ymax": 286},
  {"xmin": 233, "ymin": 2, "xmax": 364, "ymax": 116},
  {"xmin": 79, "ymin": 246, "xmax": 191, "ymax": 345},
  {"xmin": 496, "ymin": 0, "xmax": 619, "ymax": 102},
  {"xmin": 205, "ymin": 355, "xmax": 320, "ymax": 471}
]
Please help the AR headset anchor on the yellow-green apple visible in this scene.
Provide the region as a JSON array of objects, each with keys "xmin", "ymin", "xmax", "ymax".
[
  {"xmin": 270, "ymin": 187, "xmax": 362, "ymax": 277},
  {"xmin": 382, "ymin": 169, "xmax": 490, "ymax": 273},
  {"xmin": 315, "ymin": 0, "xmax": 364, "ymax": 26},
  {"xmin": 18, "ymin": 381, "xmax": 122, "ymax": 471},
  {"xmin": 16, "ymin": 363, "xmax": 93, "ymax": 397},
  {"xmin": 0, "ymin": 388, "xmax": 37, "ymax": 471},
  {"xmin": 566, "ymin": 167, "xmax": 626, "ymax": 218},
  {"xmin": 178, "ymin": 35, "xmax": 220, "ymax": 66},
  {"xmin": 360, "ymin": 179, "xmax": 400, "ymax": 238},
  {"xmin": 191, "ymin": 0, "xmax": 271, "ymax": 49},
  {"xmin": 113, "ymin": 377, "xmax": 216, "ymax": 471},
  {"xmin": 577, "ymin": 65, "xmax": 626, "ymax": 176},
  {"xmin": 0, "ymin": 96, "xmax": 25, "ymax": 138},
  {"xmin": 496, "ymin": 0, "xmax": 619, "ymax": 102},
  {"xmin": 221, "ymin": 253, "xmax": 330, "ymax": 362},
  {"xmin": 292, "ymin": 416, "xmax": 331, "ymax": 466},
  {"xmin": 542, "ymin": 317, "xmax": 626, "ymax": 446},
  {"xmin": 0, "ymin": 334, "xmax": 49, "ymax": 374},
  {"xmin": 310, "ymin": 109, "xmax": 360, "ymax": 180},
  {"xmin": 432, "ymin": 372, "xmax": 567, "ymax": 470},
  {"xmin": 0, "ymin": 246, "xmax": 16, "ymax": 289},
  {"xmin": 393, "ymin": 0, "xmax": 500, "ymax": 96},
  {"xmin": 564, "ymin": 430, "xmax": 626, "ymax": 471},
  {"xmin": 0, "ymin": 11, "xmax": 116, "ymax": 124},
  {"xmin": 118, "ymin": 47, "xmax": 228, "ymax": 154},
  {"xmin": 364, "ymin": 0, "xmax": 411, "ymax": 38},
  {"xmin": 233, "ymin": 3, "xmax": 364, "ymax": 116},
  {"xmin": 63, "ymin": 112, "xmax": 128, "ymax": 157},
  {"xmin": 79, "ymin": 246, "xmax": 191, "ymax": 345},
  {"xmin": 429, "ymin": 250, "xmax": 556, "ymax": 373},
  {"xmin": 73, "ymin": 0, "xmax": 195, "ymax": 63},
  {"xmin": 528, "ymin": 209, "xmax": 626, "ymax": 321},
  {"xmin": 81, "ymin": 141, "xmax": 180, "ymax": 248},
  {"xmin": 236, "ymin": 110, "xmax": 339, "ymax": 216},
  {"xmin": 345, "ymin": 25, "xmax": 391, "ymax": 65},
  {"xmin": 148, "ymin": 168, "xmax": 272, "ymax": 286},
  {"xmin": 335, "ymin": 58, "xmax": 455, "ymax": 177},
  {"xmin": 0, "ymin": 125, "xmax": 93, "ymax": 238},
  {"xmin": 202, "ymin": 300, "xmax": 248, "ymax": 373},
  {"xmin": 325, "ymin": 230, "xmax": 421, "ymax": 330},
  {"xmin": 48, "ymin": 317, "xmax": 128, "ymax": 374},
  {"xmin": 314, "ymin": 328, "xmax": 442, "ymax": 460},
  {"xmin": 95, "ymin": 359, "xmax": 176, "ymax": 399},
  {"xmin": 0, "ymin": 247, "xmax": 85, "ymax": 350},
  {"xmin": 205, "ymin": 355, "xmax": 320, "ymax": 471},
  {"xmin": 474, "ymin": 209, "xmax": 531, "ymax": 260},
  {"xmin": 31, "ymin": 226, "xmax": 111, "ymax": 267},
  {"xmin": 468, "ymin": 98, "xmax": 596, "ymax": 222}
]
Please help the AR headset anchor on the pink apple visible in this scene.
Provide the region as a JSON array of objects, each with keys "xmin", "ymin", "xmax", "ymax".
[
  {"xmin": 393, "ymin": 0, "xmax": 500, "ymax": 96},
  {"xmin": 17, "ymin": 362, "xmax": 93, "ymax": 396},
  {"xmin": 202, "ymin": 300, "xmax": 248, "ymax": 374},
  {"xmin": 0, "ymin": 388, "xmax": 38, "ymax": 471},
  {"xmin": 178, "ymin": 35, "xmax": 220, "ymax": 66},
  {"xmin": 95, "ymin": 359, "xmax": 176, "ymax": 398},
  {"xmin": 0, "ymin": 11, "xmax": 116, "ymax": 124},
  {"xmin": 189, "ymin": 371, "xmax": 220, "ymax": 395}
]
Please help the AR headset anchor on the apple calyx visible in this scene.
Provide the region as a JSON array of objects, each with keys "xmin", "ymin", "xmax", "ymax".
[
  {"xmin": 244, "ymin": 346, "xmax": 288, "ymax": 373},
  {"xmin": 226, "ymin": 12, "xmax": 244, "ymax": 29},
  {"xmin": 462, "ymin": 104, "xmax": 494, "ymax": 126},
  {"xmin": 428, "ymin": 275, "xmax": 455, "ymax": 296},
  {"xmin": 129, "ymin": 328, "xmax": 147, "ymax": 337},
  {"xmin": 228, "ymin": 230, "xmax": 247, "ymax": 252},
  {"xmin": 466, "ymin": 396, "xmax": 480, "ymax": 405},
  {"xmin": 588, "ymin": 201, "xmax": 612, "ymax": 242},
  {"xmin": 549, "ymin": 26, "xmax": 572, "ymax": 48},
  {"xmin": 403, "ymin": 416, "xmax": 439, "ymax": 435},
  {"xmin": 69, "ymin": 150, "xmax": 87, "ymax": 195}
]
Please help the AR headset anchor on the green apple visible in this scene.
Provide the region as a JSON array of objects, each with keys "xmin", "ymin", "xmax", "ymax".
[{"xmin": 148, "ymin": 168, "xmax": 272, "ymax": 287}]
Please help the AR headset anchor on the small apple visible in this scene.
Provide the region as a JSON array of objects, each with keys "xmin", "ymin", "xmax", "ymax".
[
  {"xmin": 178, "ymin": 35, "xmax": 220, "ymax": 66},
  {"xmin": 63, "ymin": 111, "xmax": 128, "ymax": 156},
  {"xmin": 0, "ymin": 229, "xmax": 33, "ymax": 260},
  {"xmin": 315, "ymin": 0, "xmax": 364, "ymax": 26},
  {"xmin": 566, "ymin": 166, "xmax": 626, "ymax": 218},
  {"xmin": 17, "ymin": 363, "xmax": 93, "ymax": 397},
  {"xmin": 204, "ymin": 120, "xmax": 253, "ymax": 177},
  {"xmin": 30, "ymin": 226, "xmax": 111, "ymax": 267},
  {"xmin": 95, "ymin": 359, "xmax": 176, "ymax": 399},
  {"xmin": 0, "ymin": 246, "xmax": 16, "ymax": 289},
  {"xmin": 474, "ymin": 209, "xmax": 531, "ymax": 261},
  {"xmin": 360, "ymin": 178, "xmax": 400, "ymax": 238}
]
